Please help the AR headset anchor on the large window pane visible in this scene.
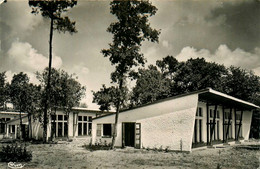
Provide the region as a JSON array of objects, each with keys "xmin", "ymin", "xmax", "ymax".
[
  {"xmin": 103, "ymin": 124, "xmax": 112, "ymax": 137},
  {"xmin": 58, "ymin": 122, "xmax": 63, "ymax": 137},
  {"xmin": 78, "ymin": 122, "xmax": 82, "ymax": 136},
  {"xmin": 88, "ymin": 123, "xmax": 92, "ymax": 135},
  {"xmin": 83, "ymin": 123, "xmax": 87, "ymax": 135},
  {"xmin": 64, "ymin": 122, "xmax": 68, "ymax": 136}
]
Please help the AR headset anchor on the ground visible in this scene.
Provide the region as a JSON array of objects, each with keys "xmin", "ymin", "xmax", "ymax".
[{"xmin": 0, "ymin": 139, "xmax": 259, "ymax": 169}]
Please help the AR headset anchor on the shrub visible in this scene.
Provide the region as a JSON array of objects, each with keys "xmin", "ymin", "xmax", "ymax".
[
  {"xmin": 83, "ymin": 139, "xmax": 111, "ymax": 151},
  {"xmin": 0, "ymin": 143, "xmax": 32, "ymax": 162}
]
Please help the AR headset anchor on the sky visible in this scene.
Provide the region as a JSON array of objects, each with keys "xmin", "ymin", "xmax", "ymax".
[{"xmin": 0, "ymin": 0, "xmax": 259, "ymax": 109}]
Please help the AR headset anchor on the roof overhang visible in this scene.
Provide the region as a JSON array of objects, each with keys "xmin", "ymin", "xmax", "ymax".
[{"xmin": 198, "ymin": 88, "xmax": 259, "ymax": 110}]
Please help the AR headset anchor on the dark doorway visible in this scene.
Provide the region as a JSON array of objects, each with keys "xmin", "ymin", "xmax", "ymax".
[{"xmin": 123, "ymin": 123, "xmax": 135, "ymax": 147}]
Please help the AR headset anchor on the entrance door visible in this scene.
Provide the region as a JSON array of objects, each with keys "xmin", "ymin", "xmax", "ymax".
[
  {"xmin": 122, "ymin": 123, "xmax": 141, "ymax": 148},
  {"xmin": 125, "ymin": 123, "xmax": 135, "ymax": 147}
]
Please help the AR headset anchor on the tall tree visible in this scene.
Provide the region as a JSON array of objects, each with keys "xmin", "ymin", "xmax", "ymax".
[
  {"xmin": 130, "ymin": 65, "xmax": 171, "ymax": 106},
  {"xmin": 29, "ymin": 0, "xmax": 77, "ymax": 142},
  {"xmin": 223, "ymin": 66, "xmax": 260, "ymax": 101},
  {"xmin": 0, "ymin": 72, "xmax": 7, "ymax": 110},
  {"xmin": 172, "ymin": 58, "xmax": 227, "ymax": 94},
  {"xmin": 59, "ymin": 70, "xmax": 86, "ymax": 139},
  {"xmin": 37, "ymin": 68, "xmax": 86, "ymax": 139},
  {"xmin": 99, "ymin": 0, "xmax": 160, "ymax": 148},
  {"xmin": 93, "ymin": 84, "xmax": 128, "ymax": 112},
  {"xmin": 24, "ymin": 83, "xmax": 41, "ymax": 139},
  {"xmin": 9, "ymin": 72, "xmax": 30, "ymax": 140}
]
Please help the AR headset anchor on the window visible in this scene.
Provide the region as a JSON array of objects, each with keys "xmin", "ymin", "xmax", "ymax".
[
  {"xmin": 235, "ymin": 111, "xmax": 243, "ymax": 138},
  {"xmin": 196, "ymin": 107, "xmax": 203, "ymax": 117},
  {"xmin": 208, "ymin": 109, "xmax": 220, "ymax": 141},
  {"xmin": 0, "ymin": 118, "xmax": 10, "ymax": 134},
  {"xmin": 103, "ymin": 124, "xmax": 112, "ymax": 137},
  {"xmin": 97, "ymin": 124, "xmax": 101, "ymax": 136},
  {"xmin": 77, "ymin": 115, "xmax": 92, "ymax": 136},
  {"xmin": 224, "ymin": 111, "xmax": 233, "ymax": 139},
  {"xmin": 51, "ymin": 115, "xmax": 68, "ymax": 137},
  {"xmin": 96, "ymin": 123, "xmax": 114, "ymax": 137},
  {"xmin": 193, "ymin": 107, "xmax": 203, "ymax": 143}
]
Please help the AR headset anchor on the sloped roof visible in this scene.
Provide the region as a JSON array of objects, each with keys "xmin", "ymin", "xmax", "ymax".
[{"xmin": 93, "ymin": 88, "xmax": 259, "ymax": 120}]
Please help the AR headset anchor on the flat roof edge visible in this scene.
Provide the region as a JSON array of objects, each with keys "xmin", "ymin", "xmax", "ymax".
[{"xmin": 206, "ymin": 88, "xmax": 260, "ymax": 109}]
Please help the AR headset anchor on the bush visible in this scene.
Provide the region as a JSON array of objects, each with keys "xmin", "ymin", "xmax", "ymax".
[
  {"xmin": 83, "ymin": 139, "xmax": 111, "ymax": 151},
  {"xmin": 0, "ymin": 143, "xmax": 32, "ymax": 162}
]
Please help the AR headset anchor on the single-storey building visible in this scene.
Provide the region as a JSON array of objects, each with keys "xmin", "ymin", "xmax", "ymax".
[
  {"xmin": 91, "ymin": 88, "xmax": 259, "ymax": 152},
  {"xmin": 0, "ymin": 111, "xmax": 27, "ymax": 139},
  {"xmin": 2, "ymin": 108, "xmax": 113, "ymax": 141}
]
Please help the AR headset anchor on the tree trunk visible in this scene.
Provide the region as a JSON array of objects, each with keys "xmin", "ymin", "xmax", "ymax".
[
  {"xmin": 66, "ymin": 112, "xmax": 69, "ymax": 140},
  {"xmin": 111, "ymin": 78, "xmax": 123, "ymax": 149},
  {"xmin": 28, "ymin": 114, "xmax": 32, "ymax": 140},
  {"xmin": 19, "ymin": 111, "xmax": 23, "ymax": 141},
  {"xmin": 43, "ymin": 15, "xmax": 54, "ymax": 143}
]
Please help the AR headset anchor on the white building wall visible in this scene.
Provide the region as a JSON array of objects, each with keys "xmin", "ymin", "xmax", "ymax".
[
  {"xmin": 242, "ymin": 110, "xmax": 253, "ymax": 140},
  {"xmin": 92, "ymin": 94, "xmax": 199, "ymax": 152}
]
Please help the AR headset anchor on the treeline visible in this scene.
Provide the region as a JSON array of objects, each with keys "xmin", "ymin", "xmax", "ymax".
[
  {"xmin": 0, "ymin": 68, "xmax": 85, "ymax": 140},
  {"xmin": 130, "ymin": 56, "xmax": 260, "ymax": 107},
  {"xmin": 93, "ymin": 56, "xmax": 260, "ymax": 110}
]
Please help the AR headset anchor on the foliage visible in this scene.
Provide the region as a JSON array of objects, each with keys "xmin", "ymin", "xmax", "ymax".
[
  {"xmin": 95, "ymin": 0, "xmax": 160, "ymax": 148},
  {"xmin": 172, "ymin": 58, "xmax": 227, "ymax": 95},
  {"xmin": 0, "ymin": 143, "xmax": 32, "ymax": 162},
  {"xmin": 9, "ymin": 72, "xmax": 30, "ymax": 112},
  {"xmin": 59, "ymin": 69, "xmax": 86, "ymax": 116},
  {"xmin": 29, "ymin": 0, "xmax": 78, "ymax": 142},
  {"xmin": 29, "ymin": 0, "xmax": 77, "ymax": 34},
  {"xmin": 92, "ymin": 84, "xmax": 128, "ymax": 112},
  {"xmin": 130, "ymin": 65, "xmax": 171, "ymax": 106},
  {"xmin": 84, "ymin": 139, "xmax": 111, "ymax": 151},
  {"xmin": 0, "ymin": 72, "xmax": 8, "ymax": 109},
  {"xmin": 36, "ymin": 68, "xmax": 86, "ymax": 120},
  {"xmin": 223, "ymin": 66, "xmax": 260, "ymax": 101}
]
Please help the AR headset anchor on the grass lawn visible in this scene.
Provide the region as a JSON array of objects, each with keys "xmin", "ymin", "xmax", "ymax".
[{"xmin": 0, "ymin": 139, "xmax": 259, "ymax": 169}]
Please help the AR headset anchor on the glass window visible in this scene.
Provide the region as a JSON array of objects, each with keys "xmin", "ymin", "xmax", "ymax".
[
  {"xmin": 64, "ymin": 122, "xmax": 68, "ymax": 136},
  {"xmin": 210, "ymin": 109, "xmax": 213, "ymax": 118},
  {"xmin": 84, "ymin": 116, "xmax": 88, "ymax": 121},
  {"xmin": 51, "ymin": 115, "xmax": 56, "ymax": 121},
  {"xmin": 83, "ymin": 123, "xmax": 87, "ymax": 135},
  {"xmin": 58, "ymin": 122, "xmax": 63, "ymax": 137},
  {"xmin": 103, "ymin": 124, "xmax": 112, "ymax": 137},
  {"xmin": 88, "ymin": 123, "xmax": 92, "ymax": 135},
  {"xmin": 78, "ymin": 116, "xmax": 82, "ymax": 121},
  {"xmin": 78, "ymin": 122, "xmax": 82, "ymax": 136},
  {"xmin": 97, "ymin": 124, "xmax": 101, "ymax": 136},
  {"xmin": 58, "ymin": 115, "xmax": 63, "ymax": 121},
  {"xmin": 89, "ymin": 117, "xmax": 92, "ymax": 122},
  {"xmin": 64, "ymin": 115, "xmax": 67, "ymax": 121}
]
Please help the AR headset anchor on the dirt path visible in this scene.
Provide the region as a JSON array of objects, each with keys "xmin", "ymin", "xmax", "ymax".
[{"xmin": 0, "ymin": 140, "xmax": 259, "ymax": 169}]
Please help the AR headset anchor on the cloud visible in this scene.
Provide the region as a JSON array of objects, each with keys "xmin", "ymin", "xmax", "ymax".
[
  {"xmin": 5, "ymin": 70, "xmax": 40, "ymax": 84},
  {"xmin": 176, "ymin": 44, "xmax": 260, "ymax": 75},
  {"xmin": 7, "ymin": 40, "xmax": 62, "ymax": 73},
  {"xmin": 162, "ymin": 40, "xmax": 169, "ymax": 48}
]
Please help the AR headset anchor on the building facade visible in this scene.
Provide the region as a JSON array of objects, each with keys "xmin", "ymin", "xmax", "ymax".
[
  {"xmin": 2, "ymin": 108, "xmax": 112, "ymax": 141},
  {"xmin": 91, "ymin": 88, "xmax": 258, "ymax": 152}
]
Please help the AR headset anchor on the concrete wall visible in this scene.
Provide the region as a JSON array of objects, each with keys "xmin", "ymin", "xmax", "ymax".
[
  {"xmin": 242, "ymin": 110, "xmax": 253, "ymax": 140},
  {"xmin": 92, "ymin": 93, "xmax": 199, "ymax": 152}
]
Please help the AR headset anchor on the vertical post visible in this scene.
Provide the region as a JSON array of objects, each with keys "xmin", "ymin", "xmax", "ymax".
[
  {"xmin": 225, "ymin": 108, "xmax": 232, "ymax": 143},
  {"xmin": 209, "ymin": 104, "xmax": 217, "ymax": 145},
  {"xmin": 234, "ymin": 108, "xmax": 237, "ymax": 140},
  {"xmin": 206, "ymin": 102, "xmax": 209, "ymax": 145},
  {"xmin": 194, "ymin": 119, "xmax": 197, "ymax": 143},
  {"xmin": 236, "ymin": 110, "xmax": 243, "ymax": 140},
  {"xmin": 222, "ymin": 105, "xmax": 225, "ymax": 143}
]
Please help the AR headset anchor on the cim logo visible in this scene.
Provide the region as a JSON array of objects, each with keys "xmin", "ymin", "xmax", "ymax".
[{"xmin": 7, "ymin": 162, "xmax": 25, "ymax": 169}]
